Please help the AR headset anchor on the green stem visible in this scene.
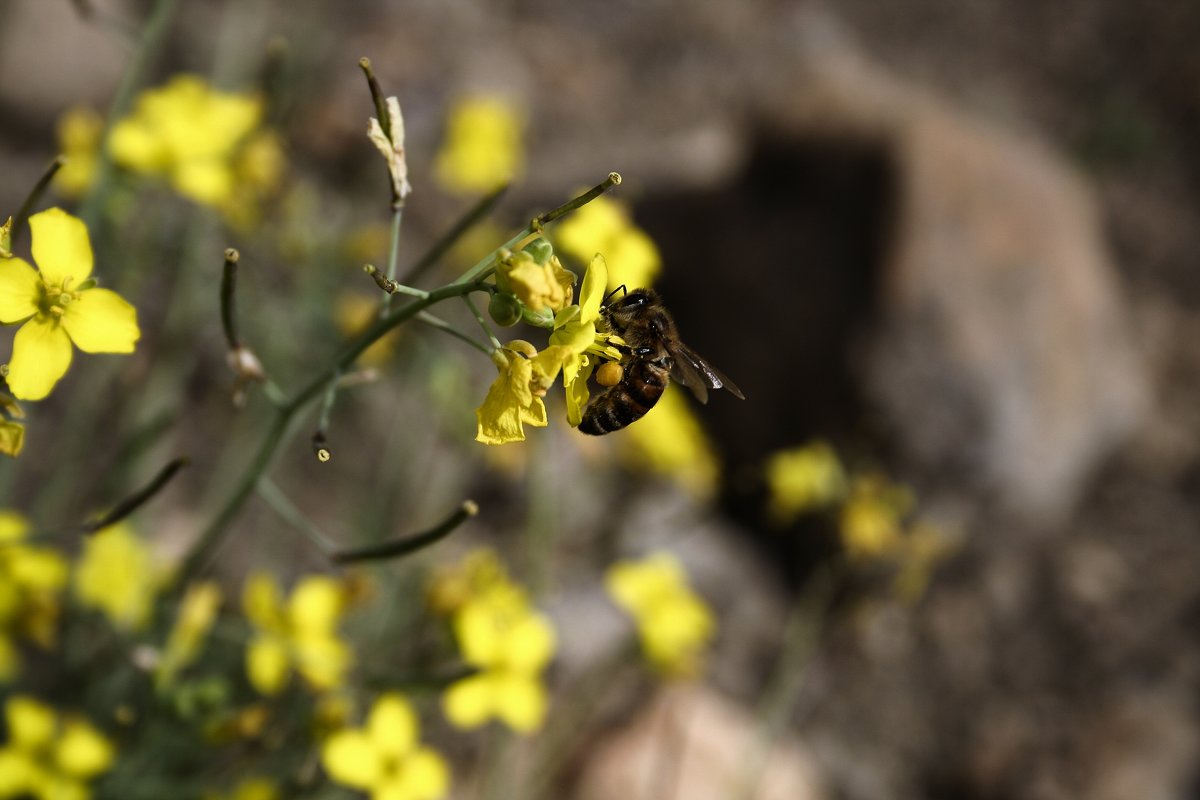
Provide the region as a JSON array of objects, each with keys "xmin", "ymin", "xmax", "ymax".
[
  {"xmin": 401, "ymin": 182, "xmax": 509, "ymax": 286},
  {"xmin": 462, "ymin": 294, "xmax": 502, "ymax": 351},
  {"xmin": 330, "ymin": 500, "xmax": 477, "ymax": 564},
  {"xmin": 79, "ymin": 0, "xmax": 181, "ymax": 229},
  {"xmin": 257, "ymin": 477, "xmax": 336, "ymax": 554},
  {"xmin": 415, "ymin": 312, "xmax": 493, "ymax": 355},
  {"xmin": 178, "ymin": 280, "xmax": 488, "ymax": 583},
  {"xmin": 379, "ymin": 205, "xmax": 404, "ymax": 315}
]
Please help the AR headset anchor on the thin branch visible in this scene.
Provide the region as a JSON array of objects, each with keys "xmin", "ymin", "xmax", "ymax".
[
  {"xmin": 85, "ymin": 457, "xmax": 189, "ymax": 534},
  {"xmin": 331, "ymin": 500, "xmax": 478, "ymax": 564}
]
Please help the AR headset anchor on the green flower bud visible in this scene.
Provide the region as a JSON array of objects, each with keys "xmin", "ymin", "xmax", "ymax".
[
  {"xmin": 488, "ymin": 292, "xmax": 522, "ymax": 327},
  {"xmin": 522, "ymin": 237, "xmax": 554, "ymax": 265}
]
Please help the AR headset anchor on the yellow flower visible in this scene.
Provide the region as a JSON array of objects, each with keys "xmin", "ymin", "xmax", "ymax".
[
  {"xmin": 606, "ymin": 553, "xmax": 715, "ymax": 678},
  {"xmin": 494, "ymin": 249, "xmax": 576, "ymax": 315},
  {"xmin": 109, "ymin": 74, "xmax": 279, "ymax": 221},
  {"xmin": 0, "ymin": 208, "xmax": 139, "ymax": 401},
  {"xmin": 619, "ymin": 387, "xmax": 720, "ymax": 500},
  {"xmin": 0, "ymin": 511, "xmax": 68, "ymax": 678},
  {"xmin": 54, "ymin": 107, "xmax": 105, "ymax": 198},
  {"xmin": 764, "ymin": 441, "xmax": 847, "ymax": 523},
  {"xmin": 156, "ymin": 581, "xmax": 222, "ymax": 688},
  {"xmin": 442, "ymin": 585, "xmax": 556, "ymax": 734},
  {"xmin": 554, "ymin": 196, "xmax": 660, "ymax": 290},
  {"xmin": 322, "ymin": 693, "xmax": 450, "ymax": 800},
  {"xmin": 74, "ymin": 522, "xmax": 162, "ymax": 631},
  {"xmin": 0, "ymin": 695, "xmax": 114, "ymax": 800},
  {"xmin": 549, "ymin": 254, "xmax": 623, "ymax": 427},
  {"xmin": 474, "ymin": 340, "xmax": 571, "ymax": 445},
  {"xmin": 434, "ymin": 96, "xmax": 523, "ymax": 194},
  {"xmin": 838, "ymin": 473, "xmax": 913, "ymax": 560},
  {"xmin": 242, "ymin": 572, "xmax": 352, "ymax": 695},
  {"xmin": 892, "ymin": 521, "xmax": 954, "ymax": 602}
]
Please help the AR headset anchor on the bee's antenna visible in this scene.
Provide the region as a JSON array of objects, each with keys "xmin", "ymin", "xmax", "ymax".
[{"xmin": 603, "ymin": 285, "xmax": 627, "ymax": 305}]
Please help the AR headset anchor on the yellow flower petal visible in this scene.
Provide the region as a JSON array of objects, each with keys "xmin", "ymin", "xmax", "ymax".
[
  {"xmin": 6, "ymin": 695, "xmax": 56, "ymax": 749},
  {"xmin": 287, "ymin": 576, "xmax": 343, "ymax": 635},
  {"xmin": 578, "ymin": 254, "xmax": 608, "ymax": 323},
  {"xmin": 493, "ymin": 673, "xmax": 547, "ymax": 733},
  {"xmin": 54, "ymin": 719, "xmax": 115, "ymax": 778},
  {"xmin": 0, "ymin": 421, "xmax": 24, "ymax": 458},
  {"xmin": 366, "ymin": 694, "xmax": 418, "ymax": 758},
  {"xmin": 0, "ymin": 257, "xmax": 39, "ymax": 323},
  {"xmin": 396, "ymin": 747, "xmax": 451, "ymax": 800},
  {"xmin": 322, "ymin": 729, "xmax": 381, "ymax": 789},
  {"xmin": 61, "ymin": 288, "xmax": 140, "ymax": 354},
  {"xmin": 242, "ymin": 572, "xmax": 285, "ymax": 631},
  {"xmin": 292, "ymin": 633, "xmax": 351, "ymax": 690},
  {"xmin": 442, "ymin": 674, "xmax": 495, "ymax": 730},
  {"xmin": 29, "ymin": 208, "xmax": 93, "ymax": 286},
  {"xmin": 246, "ymin": 635, "xmax": 291, "ymax": 695},
  {"xmin": 502, "ymin": 612, "xmax": 556, "ymax": 672},
  {"xmin": 6, "ymin": 317, "xmax": 73, "ymax": 401}
]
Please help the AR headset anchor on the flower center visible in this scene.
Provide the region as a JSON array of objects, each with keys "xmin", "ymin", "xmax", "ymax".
[{"xmin": 38, "ymin": 278, "xmax": 81, "ymax": 320}]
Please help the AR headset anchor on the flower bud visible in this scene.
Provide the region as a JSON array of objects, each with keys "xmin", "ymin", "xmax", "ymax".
[
  {"xmin": 488, "ymin": 292, "xmax": 522, "ymax": 327},
  {"xmin": 522, "ymin": 237, "xmax": 554, "ymax": 265}
]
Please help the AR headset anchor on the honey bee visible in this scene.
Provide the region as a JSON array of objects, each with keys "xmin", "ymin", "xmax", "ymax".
[{"xmin": 579, "ymin": 287, "xmax": 744, "ymax": 435}]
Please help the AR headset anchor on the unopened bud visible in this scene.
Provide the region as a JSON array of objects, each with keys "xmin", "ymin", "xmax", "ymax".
[
  {"xmin": 227, "ymin": 345, "xmax": 266, "ymax": 382},
  {"xmin": 522, "ymin": 237, "xmax": 554, "ymax": 265},
  {"xmin": 488, "ymin": 293, "xmax": 522, "ymax": 327}
]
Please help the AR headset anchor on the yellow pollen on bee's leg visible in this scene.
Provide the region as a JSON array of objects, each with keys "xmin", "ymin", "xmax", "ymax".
[{"xmin": 596, "ymin": 361, "xmax": 624, "ymax": 387}]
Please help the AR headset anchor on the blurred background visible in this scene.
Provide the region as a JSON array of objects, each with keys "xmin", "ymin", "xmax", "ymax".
[{"xmin": 2, "ymin": 1, "xmax": 1199, "ymax": 798}]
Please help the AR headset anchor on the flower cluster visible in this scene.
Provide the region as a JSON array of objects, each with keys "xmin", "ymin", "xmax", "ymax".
[
  {"xmin": 432, "ymin": 549, "xmax": 556, "ymax": 733},
  {"xmin": 103, "ymin": 75, "xmax": 284, "ymax": 226},
  {"xmin": 605, "ymin": 552, "xmax": 715, "ymax": 678},
  {"xmin": 74, "ymin": 522, "xmax": 164, "ymax": 631},
  {"xmin": 321, "ymin": 693, "xmax": 450, "ymax": 800},
  {"xmin": 0, "ymin": 209, "xmax": 140, "ymax": 401},
  {"xmin": 0, "ymin": 695, "xmax": 114, "ymax": 800},
  {"xmin": 242, "ymin": 572, "xmax": 353, "ymax": 695},
  {"xmin": 475, "ymin": 252, "xmax": 623, "ymax": 444}
]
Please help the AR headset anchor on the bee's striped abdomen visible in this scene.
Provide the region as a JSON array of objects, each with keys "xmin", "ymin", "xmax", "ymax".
[{"xmin": 579, "ymin": 359, "xmax": 670, "ymax": 435}]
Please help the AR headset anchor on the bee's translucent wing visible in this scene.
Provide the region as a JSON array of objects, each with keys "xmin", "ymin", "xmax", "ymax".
[{"xmin": 669, "ymin": 343, "xmax": 745, "ymax": 404}]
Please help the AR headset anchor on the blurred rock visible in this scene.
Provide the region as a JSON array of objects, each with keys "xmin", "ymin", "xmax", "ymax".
[
  {"xmin": 575, "ymin": 684, "xmax": 826, "ymax": 800},
  {"xmin": 778, "ymin": 50, "xmax": 1149, "ymax": 521}
]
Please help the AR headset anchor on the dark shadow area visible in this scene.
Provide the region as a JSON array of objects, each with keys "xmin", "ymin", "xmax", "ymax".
[{"xmin": 635, "ymin": 132, "xmax": 898, "ymax": 584}]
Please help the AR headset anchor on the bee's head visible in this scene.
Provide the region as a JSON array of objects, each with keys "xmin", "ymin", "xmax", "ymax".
[{"xmin": 602, "ymin": 288, "xmax": 659, "ymax": 333}]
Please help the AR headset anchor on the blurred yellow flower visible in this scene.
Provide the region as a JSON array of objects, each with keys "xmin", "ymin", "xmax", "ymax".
[
  {"xmin": 606, "ymin": 552, "xmax": 715, "ymax": 678},
  {"xmin": 0, "ymin": 511, "xmax": 68, "ymax": 679},
  {"xmin": 322, "ymin": 693, "xmax": 450, "ymax": 800},
  {"xmin": 156, "ymin": 581, "xmax": 222, "ymax": 688},
  {"xmin": 764, "ymin": 441, "xmax": 847, "ymax": 523},
  {"xmin": 54, "ymin": 107, "xmax": 104, "ymax": 198},
  {"xmin": 554, "ymin": 196, "xmax": 660, "ymax": 291},
  {"xmin": 0, "ymin": 208, "xmax": 140, "ymax": 401},
  {"xmin": 892, "ymin": 521, "xmax": 954, "ymax": 602},
  {"xmin": 838, "ymin": 473, "xmax": 913, "ymax": 560},
  {"xmin": 434, "ymin": 96, "xmax": 523, "ymax": 194},
  {"xmin": 442, "ymin": 585, "xmax": 556, "ymax": 733},
  {"xmin": 242, "ymin": 572, "xmax": 352, "ymax": 695},
  {"xmin": 108, "ymin": 74, "xmax": 283, "ymax": 224},
  {"xmin": 0, "ymin": 695, "xmax": 114, "ymax": 800},
  {"xmin": 474, "ymin": 340, "xmax": 571, "ymax": 445},
  {"xmin": 74, "ymin": 522, "xmax": 163, "ymax": 632}
]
